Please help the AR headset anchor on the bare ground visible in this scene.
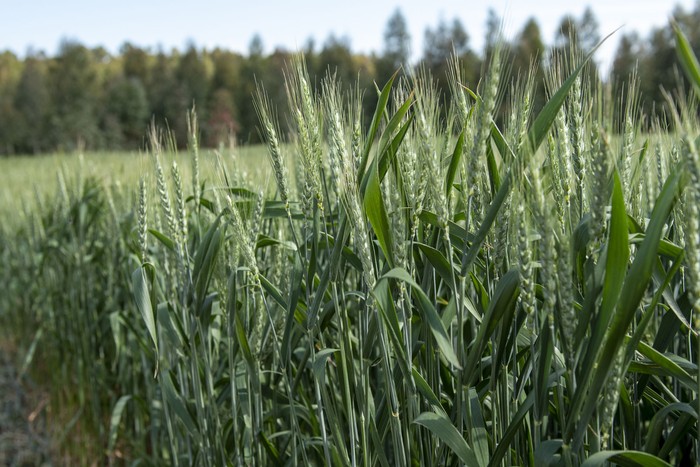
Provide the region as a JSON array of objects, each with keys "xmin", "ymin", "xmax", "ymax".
[{"xmin": 0, "ymin": 348, "xmax": 51, "ymax": 467}]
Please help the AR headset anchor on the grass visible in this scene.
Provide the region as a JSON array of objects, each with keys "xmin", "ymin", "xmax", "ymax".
[{"xmin": 1, "ymin": 30, "xmax": 700, "ymax": 466}]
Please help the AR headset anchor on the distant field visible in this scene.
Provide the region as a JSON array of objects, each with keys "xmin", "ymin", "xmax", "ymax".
[{"xmin": 0, "ymin": 145, "xmax": 271, "ymax": 225}]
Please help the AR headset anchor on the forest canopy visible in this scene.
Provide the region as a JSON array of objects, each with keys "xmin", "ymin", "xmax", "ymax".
[{"xmin": 0, "ymin": 4, "xmax": 698, "ymax": 155}]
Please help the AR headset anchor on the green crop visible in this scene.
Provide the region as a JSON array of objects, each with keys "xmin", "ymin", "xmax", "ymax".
[{"xmin": 1, "ymin": 30, "xmax": 700, "ymax": 466}]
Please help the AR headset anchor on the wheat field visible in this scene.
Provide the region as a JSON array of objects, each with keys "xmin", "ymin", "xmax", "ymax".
[{"xmin": 1, "ymin": 29, "xmax": 700, "ymax": 466}]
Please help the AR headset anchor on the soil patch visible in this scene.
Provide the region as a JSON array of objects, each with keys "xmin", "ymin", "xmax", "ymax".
[{"xmin": 0, "ymin": 347, "xmax": 51, "ymax": 466}]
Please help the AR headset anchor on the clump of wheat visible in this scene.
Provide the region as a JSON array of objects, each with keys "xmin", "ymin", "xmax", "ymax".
[
  {"xmin": 285, "ymin": 55, "xmax": 324, "ymax": 215},
  {"xmin": 588, "ymin": 125, "xmax": 610, "ymax": 245},
  {"xmin": 137, "ymin": 176, "xmax": 148, "ymax": 263},
  {"xmin": 188, "ymin": 107, "xmax": 201, "ymax": 208},
  {"xmin": 255, "ymin": 84, "xmax": 290, "ymax": 210}
]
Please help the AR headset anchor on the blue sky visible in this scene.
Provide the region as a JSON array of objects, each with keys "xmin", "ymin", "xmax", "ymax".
[{"xmin": 1, "ymin": 0, "xmax": 695, "ymax": 73}]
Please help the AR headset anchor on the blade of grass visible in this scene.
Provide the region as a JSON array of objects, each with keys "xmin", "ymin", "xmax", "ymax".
[{"xmin": 414, "ymin": 411, "xmax": 480, "ymax": 466}]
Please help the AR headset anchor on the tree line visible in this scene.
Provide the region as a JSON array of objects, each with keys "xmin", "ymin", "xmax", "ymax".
[{"xmin": 0, "ymin": 4, "xmax": 698, "ymax": 155}]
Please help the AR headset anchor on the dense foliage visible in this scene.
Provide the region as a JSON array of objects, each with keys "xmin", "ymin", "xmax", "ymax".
[{"xmin": 3, "ymin": 21, "xmax": 700, "ymax": 467}]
